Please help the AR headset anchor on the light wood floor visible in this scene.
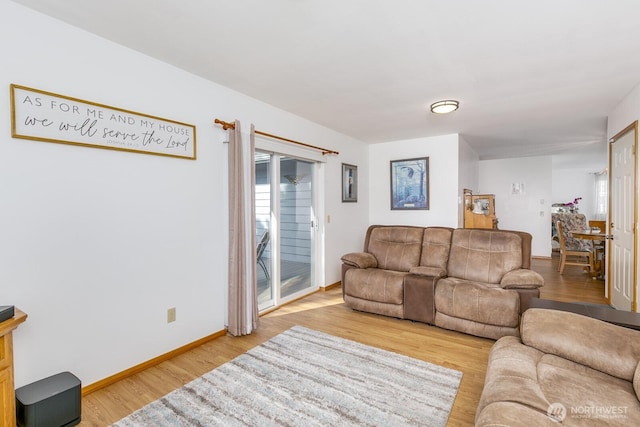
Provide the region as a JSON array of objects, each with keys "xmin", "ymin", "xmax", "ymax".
[{"xmin": 80, "ymin": 255, "xmax": 607, "ymax": 426}]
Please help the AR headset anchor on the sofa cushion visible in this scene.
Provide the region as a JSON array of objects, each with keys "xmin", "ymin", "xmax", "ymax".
[
  {"xmin": 344, "ymin": 268, "xmax": 406, "ymax": 305},
  {"xmin": 501, "ymin": 269, "xmax": 545, "ymax": 289},
  {"xmin": 521, "ymin": 309, "xmax": 640, "ymax": 381},
  {"xmin": 476, "ymin": 336, "xmax": 552, "ymax": 421},
  {"xmin": 536, "ymin": 353, "xmax": 640, "ymax": 424},
  {"xmin": 476, "ymin": 402, "xmax": 558, "ymax": 427},
  {"xmin": 448, "ymin": 229, "xmax": 523, "ymax": 284},
  {"xmin": 435, "ymin": 277, "xmax": 520, "ymax": 327},
  {"xmin": 367, "ymin": 226, "xmax": 423, "ymax": 272},
  {"xmin": 419, "ymin": 227, "xmax": 453, "ymax": 271}
]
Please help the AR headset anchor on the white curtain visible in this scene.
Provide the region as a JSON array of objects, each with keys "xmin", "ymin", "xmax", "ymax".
[
  {"xmin": 593, "ymin": 170, "xmax": 608, "ymax": 221},
  {"xmin": 227, "ymin": 121, "xmax": 259, "ymax": 336}
]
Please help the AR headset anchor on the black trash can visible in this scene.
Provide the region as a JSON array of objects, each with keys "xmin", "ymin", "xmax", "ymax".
[{"xmin": 15, "ymin": 371, "xmax": 81, "ymax": 427}]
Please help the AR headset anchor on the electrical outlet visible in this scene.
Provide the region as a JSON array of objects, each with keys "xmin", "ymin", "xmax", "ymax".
[{"xmin": 167, "ymin": 307, "xmax": 176, "ymax": 323}]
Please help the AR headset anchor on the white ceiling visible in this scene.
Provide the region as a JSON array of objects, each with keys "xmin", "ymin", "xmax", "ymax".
[{"xmin": 10, "ymin": 0, "xmax": 640, "ymax": 160}]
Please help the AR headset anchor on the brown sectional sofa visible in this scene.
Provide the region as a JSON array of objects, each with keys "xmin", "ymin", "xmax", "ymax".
[
  {"xmin": 476, "ymin": 308, "xmax": 640, "ymax": 426},
  {"xmin": 341, "ymin": 225, "xmax": 544, "ymax": 339}
]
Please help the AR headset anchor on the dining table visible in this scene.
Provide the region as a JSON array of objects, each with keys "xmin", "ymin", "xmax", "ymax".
[{"xmin": 570, "ymin": 229, "xmax": 607, "ymax": 279}]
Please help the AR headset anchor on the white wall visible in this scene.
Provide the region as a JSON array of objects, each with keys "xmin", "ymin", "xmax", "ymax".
[
  {"xmin": 369, "ymin": 134, "xmax": 460, "ymax": 227},
  {"xmin": 478, "ymin": 156, "xmax": 553, "ymax": 257},
  {"xmin": 551, "ymin": 167, "xmax": 598, "ymax": 216},
  {"xmin": 550, "ymin": 145, "xmax": 608, "ymax": 219},
  {"xmin": 608, "ymin": 81, "xmax": 640, "ymax": 139},
  {"xmin": 457, "ymin": 135, "xmax": 479, "ymax": 227},
  {"xmin": 1, "ymin": 2, "xmax": 368, "ymax": 388},
  {"xmin": 322, "ymin": 132, "xmax": 370, "ymax": 280},
  {"xmin": 607, "ymin": 80, "xmax": 640, "ymax": 309}
]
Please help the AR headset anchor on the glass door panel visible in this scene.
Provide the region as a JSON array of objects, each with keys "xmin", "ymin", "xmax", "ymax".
[
  {"xmin": 255, "ymin": 152, "xmax": 273, "ymax": 310},
  {"xmin": 279, "ymin": 157, "xmax": 314, "ymax": 299},
  {"xmin": 255, "ymin": 152, "xmax": 315, "ymax": 311}
]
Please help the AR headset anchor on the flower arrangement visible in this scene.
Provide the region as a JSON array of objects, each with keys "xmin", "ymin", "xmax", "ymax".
[{"xmin": 565, "ymin": 197, "xmax": 582, "ymax": 212}]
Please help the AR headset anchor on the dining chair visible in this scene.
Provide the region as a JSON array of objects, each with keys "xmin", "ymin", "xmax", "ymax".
[
  {"xmin": 588, "ymin": 220, "xmax": 606, "ymax": 270},
  {"xmin": 256, "ymin": 230, "xmax": 270, "ymax": 279},
  {"xmin": 551, "ymin": 212, "xmax": 592, "ymax": 252},
  {"xmin": 557, "ymin": 221, "xmax": 593, "ymax": 274}
]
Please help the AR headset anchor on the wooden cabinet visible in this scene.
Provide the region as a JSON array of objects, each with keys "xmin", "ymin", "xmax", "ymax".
[
  {"xmin": 0, "ymin": 368, "xmax": 12, "ymax": 427},
  {"xmin": 0, "ymin": 308, "xmax": 27, "ymax": 427},
  {"xmin": 464, "ymin": 192, "xmax": 498, "ymax": 229}
]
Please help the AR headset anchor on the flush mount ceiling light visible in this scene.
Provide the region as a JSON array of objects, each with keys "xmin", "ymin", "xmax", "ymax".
[{"xmin": 430, "ymin": 100, "xmax": 459, "ymax": 114}]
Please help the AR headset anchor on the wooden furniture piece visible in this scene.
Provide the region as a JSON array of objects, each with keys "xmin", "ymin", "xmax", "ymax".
[
  {"xmin": 0, "ymin": 308, "xmax": 27, "ymax": 427},
  {"xmin": 529, "ymin": 298, "xmax": 640, "ymax": 330},
  {"xmin": 588, "ymin": 220, "xmax": 606, "ymax": 232},
  {"xmin": 557, "ymin": 221, "xmax": 592, "ymax": 274},
  {"xmin": 571, "ymin": 230, "xmax": 607, "ymax": 278},
  {"xmin": 587, "ymin": 220, "xmax": 606, "ymax": 267},
  {"xmin": 463, "ymin": 191, "xmax": 497, "ymax": 229}
]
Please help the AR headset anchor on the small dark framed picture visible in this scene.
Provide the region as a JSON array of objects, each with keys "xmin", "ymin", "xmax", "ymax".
[
  {"xmin": 390, "ymin": 157, "xmax": 429, "ymax": 210},
  {"xmin": 342, "ymin": 163, "xmax": 358, "ymax": 202}
]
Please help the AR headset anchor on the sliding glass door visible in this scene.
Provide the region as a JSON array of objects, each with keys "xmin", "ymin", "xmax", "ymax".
[
  {"xmin": 255, "ymin": 152, "xmax": 273, "ymax": 309},
  {"xmin": 255, "ymin": 152, "xmax": 316, "ymax": 311}
]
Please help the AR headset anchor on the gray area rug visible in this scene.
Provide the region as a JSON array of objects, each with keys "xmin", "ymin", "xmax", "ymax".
[{"xmin": 111, "ymin": 325, "xmax": 462, "ymax": 426}]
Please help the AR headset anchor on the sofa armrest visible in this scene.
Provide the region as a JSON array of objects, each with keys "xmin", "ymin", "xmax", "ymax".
[
  {"xmin": 521, "ymin": 308, "xmax": 640, "ymax": 381},
  {"xmin": 341, "ymin": 252, "xmax": 378, "ymax": 269},
  {"xmin": 500, "ymin": 269, "xmax": 544, "ymax": 289},
  {"xmin": 409, "ymin": 266, "xmax": 446, "ymax": 277}
]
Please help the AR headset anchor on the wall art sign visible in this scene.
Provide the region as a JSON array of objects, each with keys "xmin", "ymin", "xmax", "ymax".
[
  {"xmin": 10, "ymin": 84, "xmax": 196, "ymax": 160},
  {"xmin": 390, "ymin": 157, "xmax": 429, "ymax": 210}
]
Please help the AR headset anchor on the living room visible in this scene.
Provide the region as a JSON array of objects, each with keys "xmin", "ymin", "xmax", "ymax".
[{"xmin": 2, "ymin": 1, "xmax": 640, "ymax": 425}]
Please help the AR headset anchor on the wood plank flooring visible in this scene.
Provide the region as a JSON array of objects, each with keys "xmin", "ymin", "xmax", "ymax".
[
  {"xmin": 79, "ymin": 255, "xmax": 607, "ymax": 426},
  {"xmin": 258, "ymin": 259, "xmax": 312, "ymax": 305}
]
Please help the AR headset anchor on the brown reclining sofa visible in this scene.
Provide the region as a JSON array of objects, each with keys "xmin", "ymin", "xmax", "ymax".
[
  {"xmin": 341, "ymin": 225, "xmax": 544, "ymax": 339},
  {"xmin": 476, "ymin": 308, "xmax": 640, "ymax": 426}
]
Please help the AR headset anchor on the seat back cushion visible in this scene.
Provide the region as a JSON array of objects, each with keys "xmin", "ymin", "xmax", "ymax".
[
  {"xmin": 448, "ymin": 229, "xmax": 523, "ymax": 283},
  {"xmin": 522, "ymin": 309, "xmax": 640, "ymax": 382},
  {"xmin": 498, "ymin": 229, "xmax": 532, "ymax": 269},
  {"xmin": 419, "ymin": 227, "xmax": 453, "ymax": 272},
  {"xmin": 366, "ymin": 226, "xmax": 424, "ymax": 272}
]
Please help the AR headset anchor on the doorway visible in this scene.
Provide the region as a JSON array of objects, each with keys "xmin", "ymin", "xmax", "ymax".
[
  {"xmin": 255, "ymin": 151, "xmax": 317, "ymax": 311},
  {"xmin": 609, "ymin": 122, "xmax": 638, "ymax": 311}
]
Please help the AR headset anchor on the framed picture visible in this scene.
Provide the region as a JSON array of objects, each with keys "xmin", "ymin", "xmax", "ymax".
[
  {"xmin": 390, "ymin": 157, "xmax": 429, "ymax": 210},
  {"xmin": 342, "ymin": 163, "xmax": 358, "ymax": 202},
  {"xmin": 472, "ymin": 197, "xmax": 491, "ymax": 214}
]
